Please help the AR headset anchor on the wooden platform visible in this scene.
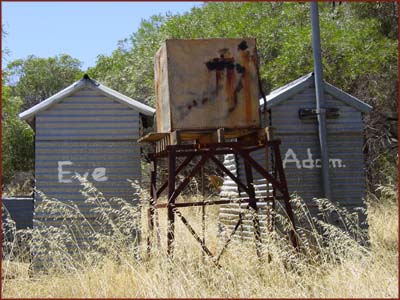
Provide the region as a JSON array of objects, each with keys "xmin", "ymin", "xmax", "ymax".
[{"xmin": 138, "ymin": 127, "xmax": 276, "ymax": 153}]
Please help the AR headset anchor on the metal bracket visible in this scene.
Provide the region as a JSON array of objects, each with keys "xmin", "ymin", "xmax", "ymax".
[{"xmin": 298, "ymin": 107, "xmax": 340, "ymax": 120}]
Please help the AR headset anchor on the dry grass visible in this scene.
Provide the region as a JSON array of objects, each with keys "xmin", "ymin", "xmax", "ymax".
[
  {"xmin": 2, "ymin": 181, "xmax": 398, "ymax": 298},
  {"xmin": 2, "ymin": 171, "xmax": 34, "ymax": 197}
]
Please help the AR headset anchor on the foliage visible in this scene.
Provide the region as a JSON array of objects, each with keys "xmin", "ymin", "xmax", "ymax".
[
  {"xmin": 2, "ymin": 85, "xmax": 34, "ymax": 184},
  {"xmin": 2, "ymin": 27, "xmax": 10, "ymax": 64},
  {"xmin": 88, "ymin": 14, "xmax": 168, "ymax": 105},
  {"xmin": 5, "ymin": 54, "xmax": 83, "ymax": 110},
  {"xmin": 349, "ymin": 1, "xmax": 398, "ymax": 40},
  {"xmin": 88, "ymin": 41, "xmax": 132, "ymax": 99}
]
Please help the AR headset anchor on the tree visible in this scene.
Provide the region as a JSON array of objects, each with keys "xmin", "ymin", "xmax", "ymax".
[
  {"xmin": 2, "ymin": 84, "xmax": 34, "ymax": 183},
  {"xmin": 349, "ymin": 2, "xmax": 398, "ymax": 40},
  {"xmin": 5, "ymin": 54, "xmax": 83, "ymax": 110},
  {"xmin": 88, "ymin": 15, "xmax": 168, "ymax": 106},
  {"xmin": 88, "ymin": 40, "xmax": 133, "ymax": 101},
  {"xmin": 2, "ymin": 27, "xmax": 10, "ymax": 64}
]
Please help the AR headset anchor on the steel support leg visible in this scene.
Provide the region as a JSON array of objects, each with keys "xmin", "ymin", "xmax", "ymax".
[
  {"xmin": 243, "ymin": 158, "xmax": 263, "ymax": 258},
  {"xmin": 273, "ymin": 144, "xmax": 298, "ymax": 249},
  {"xmin": 167, "ymin": 147, "xmax": 176, "ymax": 257},
  {"xmin": 201, "ymin": 166, "xmax": 206, "ymax": 262},
  {"xmin": 147, "ymin": 155, "xmax": 157, "ymax": 256},
  {"xmin": 235, "ymin": 144, "xmax": 298, "ymax": 249}
]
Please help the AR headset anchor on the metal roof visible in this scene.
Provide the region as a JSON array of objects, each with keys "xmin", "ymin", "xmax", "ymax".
[
  {"xmin": 19, "ymin": 75, "xmax": 155, "ymax": 121},
  {"xmin": 261, "ymin": 72, "xmax": 372, "ymax": 113}
]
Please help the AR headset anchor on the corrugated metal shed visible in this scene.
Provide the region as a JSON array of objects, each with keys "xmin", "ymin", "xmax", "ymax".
[
  {"xmin": 19, "ymin": 75, "xmax": 155, "ymax": 251},
  {"xmin": 220, "ymin": 73, "xmax": 372, "ymax": 237}
]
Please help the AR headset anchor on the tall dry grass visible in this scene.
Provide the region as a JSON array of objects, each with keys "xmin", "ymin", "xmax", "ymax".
[{"xmin": 2, "ymin": 180, "xmax": 398, "ymax": 298}]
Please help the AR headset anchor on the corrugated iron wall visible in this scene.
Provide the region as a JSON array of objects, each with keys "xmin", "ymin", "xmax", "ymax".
[
  {"xmin": 34, "ymin": 86, "xmax": 142, "ymax": 249},
  {"xmin": 219, "ymin": 84, "xmax": 367, "ymax": 237},
  {"xmin": 2, "ymin": 197, "xmax": 34, "ymax": 257},
  {"xmin": 2, "ymin": 198, "xmax": 34, "ymax": 230},
  {"xmin": 268, "ymin": 85, "xmax": 366, "ymax": 206},
  {"xmin": 219, "ymin": 154, "xmax": 273, "ymax": 240},
  {"xmin": 36, "ymin": 87, "xmax": 139, "ymax": 140}
]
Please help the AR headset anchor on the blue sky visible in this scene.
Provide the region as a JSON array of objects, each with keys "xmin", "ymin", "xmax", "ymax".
[{"xmin": 2, "ymin": 2, "xmax": 202, "ymax": 70}]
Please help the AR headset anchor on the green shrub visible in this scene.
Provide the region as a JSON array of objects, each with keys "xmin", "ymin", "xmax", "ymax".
[{"xmin": 2, "ymin": 85, "xmax": 34, "ymax": 184}]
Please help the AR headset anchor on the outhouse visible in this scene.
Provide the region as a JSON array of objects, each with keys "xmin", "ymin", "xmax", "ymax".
[
  {"xmin": 19, "ymin": 75, "xmax": 155, "ymax": 248},
  {"xmin": 220, "ymin": 73, "xmax": 372, "ymax": 235}
]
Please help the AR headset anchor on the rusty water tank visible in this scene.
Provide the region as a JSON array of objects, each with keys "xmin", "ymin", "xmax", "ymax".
[{"xmin": 155, "ymin": 38, "xmax": 261, "ymax": 132}]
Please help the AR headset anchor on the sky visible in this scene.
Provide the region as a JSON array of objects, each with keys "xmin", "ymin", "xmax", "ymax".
[{"xmin": 2, "ymin": 1, "xmax": 203, "ymax": 70}]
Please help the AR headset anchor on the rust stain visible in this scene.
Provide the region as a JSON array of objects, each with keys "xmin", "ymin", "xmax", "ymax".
[
  {"xmin": 251, "ymin": 55, "xmax": 257, "ymax": 66},
  {"xmin": 206, "ymin": 55, "xmax": 236, "ymax": 98},
  {"xmin": 251, "ymin": 47, "xmax": 258, "ymax": 65},
  {"xmin": 216, "ymin": 70, "xmax": 222, "ymax": 96},
  {"xmin": 205, "ymin": 50, "xmax": 250, "ymax": 117},
  {"xmin": 226, "ymin": 67, "xmax": 236, "ymax": 113},
  {"xmin": 241, "ymin": 49, "xmax": 253, "ymax": 123}
]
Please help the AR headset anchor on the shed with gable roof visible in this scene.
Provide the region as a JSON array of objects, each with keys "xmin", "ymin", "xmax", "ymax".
[
  {"xmin": 219, "ymin": 73, "xmax": 372, "ymax": 238},
  {"xmin": 19, "ymin": 74, "xmax": 155, "ymax": 250}
]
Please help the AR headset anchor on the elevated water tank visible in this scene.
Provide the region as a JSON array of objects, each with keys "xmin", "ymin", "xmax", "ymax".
[{"xmin": 155, "ymin": 38, "xmax": 261, "ymax": 132}]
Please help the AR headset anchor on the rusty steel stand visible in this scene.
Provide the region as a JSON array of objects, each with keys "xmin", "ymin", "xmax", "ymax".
[{"xmin": 144, "ymin": 136, "xmax": 298, "ymax": 266}]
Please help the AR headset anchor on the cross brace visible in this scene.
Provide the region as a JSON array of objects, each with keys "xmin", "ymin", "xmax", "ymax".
[{"xmin": 146, "ymin": 139, "xmax": 298, "ymax": 266}]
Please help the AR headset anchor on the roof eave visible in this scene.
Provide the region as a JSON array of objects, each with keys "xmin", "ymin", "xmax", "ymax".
[
  {"xmin": 95, "ymin": 83, "xmax": 155, "ymax": 116},
  {"xmin": 19, "ymin": 76, "xmax": 156, "ymax": 121},
  {"xmin": 261, "ymin": 73, "xmax": 314, "ymax": 108},
  {"xmin": 19, "ymin": 79, "xmax": 87, "ymax": 121},
  {"xmin": 260, "ymin": 73, "xmax": 373, "ymax": 113},
  {"xmin": 323, "ymin": 82, "xmax": 373, "ymax": 113}
]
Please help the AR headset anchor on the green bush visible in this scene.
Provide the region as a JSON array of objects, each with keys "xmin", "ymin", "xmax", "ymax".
[{"xmin": 2, "ymin": 85, "xmax": 34, "ymax": 183}]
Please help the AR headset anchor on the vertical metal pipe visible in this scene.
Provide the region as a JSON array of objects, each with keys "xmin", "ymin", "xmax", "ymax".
[{"xmin": 311, "ymin": 2, "xmax": 332, "ymax": 200}]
